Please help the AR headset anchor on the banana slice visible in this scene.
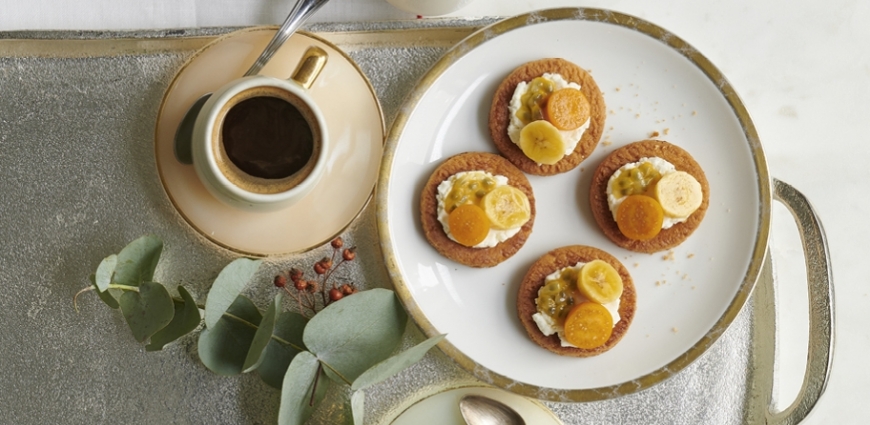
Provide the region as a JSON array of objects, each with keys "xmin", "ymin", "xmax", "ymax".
[
  {"xmin": 481, "ymin": 185, "xmax": 531, "ymax": 230},
  {"xmin": 653, "ymin": 171, "xmax": 703, "ymax": 218},
  {"xmin": 578, "ymin": 260, "xmax": 623, "ymax": 304},
  {"xmin": 519, "ymin": 120, "xmax": 565, "ymax": 165}
]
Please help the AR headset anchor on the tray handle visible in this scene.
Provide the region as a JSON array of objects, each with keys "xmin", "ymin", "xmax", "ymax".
[{"xmin": 756, "ymin": 179, "xmax": 835, "ymax": 424}]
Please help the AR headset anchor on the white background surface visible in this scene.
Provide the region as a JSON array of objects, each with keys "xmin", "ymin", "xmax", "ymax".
[{"xmin": 3, "ymin": 0, "xmax": 867, "ymax": 423}]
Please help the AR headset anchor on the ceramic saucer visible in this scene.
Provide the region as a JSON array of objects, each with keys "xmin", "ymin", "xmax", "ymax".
[
  {"xmin": 155, "ymin": 28, "xmax": 384, "ymax": 256},
  {"xmin": 387, "ymin": 385, "xmax": 562, "ymax": 425}
]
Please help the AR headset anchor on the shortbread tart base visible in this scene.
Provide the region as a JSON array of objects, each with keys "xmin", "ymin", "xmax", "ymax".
[
  {"xmin": 489, "ymin": 58, "xmax": 606, "ymax": 175},
  {"xmin": 590, "ymin": 140, "xmax": 709, "ymax": 253},
  {"xmin": 420, "ymin": 152, "xmax": 535, "ymax": 268},
  {"xmin": 517, "ymin": 245, "xmax": 636, "ymax": 357}
]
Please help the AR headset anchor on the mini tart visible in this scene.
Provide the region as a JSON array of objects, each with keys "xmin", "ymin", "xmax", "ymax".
[
  {"xmin": 517, "ymin": 245, "xmax": 636, "ymax": 357},
  {"xmin": 489, "ymin": 58, "xmax": 606, "ymax": 176},
  {"xmin": 590, "ymin": 140, "xmax": 710, "ymax": 253},
  {"xmin": 420, "ymin": 152, "xmax": 535, "ymax": 268}
]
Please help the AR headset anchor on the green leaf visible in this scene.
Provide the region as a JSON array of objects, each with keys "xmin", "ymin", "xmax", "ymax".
[
  {"xmin": 204, "ymin": 258, "xmax": 262, "ymax": 329},
  {"xmin": 257, "ymin": 311, "xmax": 308, "ymax": 389},
  {"xmin": 119, "ymin": 281, "xmax": 174, "ymax": 343},
  {"xmin": 351, "ymin": 390, "xmax": 365, "ymax": 425},
  {"xmin": 198, "ymin": 295, "xmax": 262, "ymax": 376},
  {"xmin": 95, "ymin": 254, "xmax": 117, "ymax": 292},
  {"xmin": 351, "ymin": 334, "xmax": 446, "ymax": 391},
  {"xmin": 303, "ymin": 288, "xmax": 407, "ymax": 382},
  {"xmin": 278, "ymin": 351, "xmax": 328, "ymax": 425},
  {"xmin": 146, "ymin": 285, "xmax": 202, "ymax": 351},
  {"xmin": 90, "ymin": 274, "xmax": 118, "ymax": 309},
  {"xmin": 242, "ymin": 294, "xmax": 281, "ymax": 373},
  {"xmin": 112, "ymin": 235, "xmax": 163, "ymax": 287}
]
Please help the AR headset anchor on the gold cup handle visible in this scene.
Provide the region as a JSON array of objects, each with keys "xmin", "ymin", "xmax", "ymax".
[{"xmin": 290, "ymin": 46, "xmax": 328, "ymax": 90}]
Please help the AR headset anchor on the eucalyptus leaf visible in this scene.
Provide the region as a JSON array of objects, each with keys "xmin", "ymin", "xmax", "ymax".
[
  {"xmin": 119, "ymin": 281, "xmax": 174, "ymax": 343},
  {"xmin": 107, "ymin": 288, "xmax": 124, "ymax": 305},
  {"xmin": 303, "ymin": 288, "xmax": 407, "ymax": 383},
  {"xmin": 94, "ymin": 254, "xmax": 117, "ymax": 292},
  {"xmin": 204, "ymin": 258, "xmax": 262, "ymax": 329},
  {"xmin": 351, "ymin": 390, "xmax": 365, "ymax": 425},
  {"xmin": 351, "ymin": 334, "xmax": 446, "ymax": 391},
  {"xmin": 257, "ymin": 311, "xmax": 308, "ymax": 389},
  {"xmin": 321, "ymin": 359, "xmax": 346, "ymax": 384},
  {"xmin": 198, "ymin": 295, "xmax": 262, "ymax": 376},
  {"xmin": 146, "ymin": 285, "xmax": 201, "ymax": 352},
  {"xmin": 242, "ymin": 294, "xmax": 281, "ymax": 373},
  {"xmin": 90, "ymin": 274, "xmax": 118, "ymax": 309},
  {"xmin": 278, "ymin": 351, "xmax": 329, "ymax": 425},
  {"xmin": 112, "ymin": 235, "xmax": 162, "ymax": 288}
]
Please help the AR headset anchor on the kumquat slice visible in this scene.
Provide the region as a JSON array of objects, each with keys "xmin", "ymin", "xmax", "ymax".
[
  {"xmin": 545, "ymin": 88, "xmax": 591, "ymax": 131},
  {"xmin": 615, "ymin": 195, "xmax": 664, "ymax": 240},
  {"xmin": 447, "ymin": 204, "xmax": 491, "ymax": 247},
  {"xmin": 563, "ymin": 302, "xmax": 613, "ymax": 349}
]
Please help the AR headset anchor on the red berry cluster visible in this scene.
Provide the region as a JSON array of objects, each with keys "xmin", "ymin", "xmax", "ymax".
[{"xmin": 274, "ymin": 237, "xmax": 358, "ymax": 317}]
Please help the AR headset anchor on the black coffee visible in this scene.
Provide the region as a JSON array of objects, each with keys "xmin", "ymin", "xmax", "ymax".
[{"xmin": 221, "ymin": 95, "xmax": 314, "ymax": 180}]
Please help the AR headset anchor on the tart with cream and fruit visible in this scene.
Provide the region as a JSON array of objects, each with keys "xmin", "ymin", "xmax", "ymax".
[
  {"xmin": 590, "ymin": 140, "xmax": 709, "ymax": 253},
  {"xmin": 420, "ymin": 152, "xmax": 535, "ymax": 268},
  {"xmin": 517, "ymin": 245, "xmax": 636, "ymax": 357},
  {"xmin": 489, "ymin": 58, "xmax": 606, "ymax": 175}
]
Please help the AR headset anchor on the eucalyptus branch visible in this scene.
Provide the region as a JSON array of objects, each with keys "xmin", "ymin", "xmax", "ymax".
[
  {"xmin": 108, "ymin": 283, "xmax": 140, "ymax": 292},
  {"xmin": 73, "ymin": 283, "xmax": 139, "ymax": 313},
  {"xmin": 72, "ymin": 286, "xmax": 94, "ymax": 313},
  {"xmin": 219, "ymin": 311, "xmax": 306, "ymax": 352},
  {"xmin": 318, "ymin": 360, "xmax": 353, "ymax": 386},
  {"xmin": 76, "ymin": 282, "xmax": 306, "ymax": 351},
  {"xmin": 79, "ymin": 235, "xmax": 436, "ymax": 425},
  {"xmin": 309, "ymin": 362, "xmax": 323, "ymax": 407}
]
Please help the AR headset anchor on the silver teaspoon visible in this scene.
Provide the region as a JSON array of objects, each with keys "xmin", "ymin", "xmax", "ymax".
[
  {"xmin": 459, "ymin": 394, "xmax": 526, "ymax": 425},
  {"xmin": 173, "ymin": 0, "xmax": 331, "ymax": 164}
]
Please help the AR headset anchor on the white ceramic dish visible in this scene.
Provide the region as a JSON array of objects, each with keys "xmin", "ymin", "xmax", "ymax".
[
  {"xmin": 378, "ymin": 8, "xmax": 773, "ymax": 401},
  {"xmin": 387, "ymin": 386, "xmax": 562, "ymax": 425}
]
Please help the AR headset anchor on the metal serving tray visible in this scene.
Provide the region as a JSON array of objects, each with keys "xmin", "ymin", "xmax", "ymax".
[{"xmin": 0, "ymin": 19, "xmax": 831, "ymax": 424}]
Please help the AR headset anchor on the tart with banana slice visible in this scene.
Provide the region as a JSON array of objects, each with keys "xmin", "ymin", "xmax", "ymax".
[
  {"xmin": 489, "ymin": 58, "xmax": 606, "ymax": 175},
  {"xmin": 517, "ymin": 245, "xmax": 636, "ymax": 357},
  {"xmin": 421, "ymin": 152, "xmax": 535, "ymax": 267},
  {"xmin": 590, "ymin": 140, "xmax": 709, "ymax": 253}
]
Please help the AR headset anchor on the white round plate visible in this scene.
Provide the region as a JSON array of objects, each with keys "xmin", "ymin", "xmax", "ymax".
[
  {"xmin": 155, "ymin": 28, "xmax": 384, "ymax": 256},
  {"xmin": 387, "ymin": 386, "xmax": 562, "ymax": 425},
  {"xmin": 378, "ymin": 9, "xmax": 769, "ymax": 401}
]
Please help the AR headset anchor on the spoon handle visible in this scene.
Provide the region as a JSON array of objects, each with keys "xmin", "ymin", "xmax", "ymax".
[{"xmin": 243, "ymin": 0, "xmax": 332, "ymax": 77}]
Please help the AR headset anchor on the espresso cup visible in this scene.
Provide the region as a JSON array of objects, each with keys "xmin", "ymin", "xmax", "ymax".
[{"xmin": 192, "ymin": 46, "xmax": 329, "ymax": 212}]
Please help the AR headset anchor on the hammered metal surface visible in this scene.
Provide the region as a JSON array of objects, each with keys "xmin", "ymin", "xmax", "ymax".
[{"xmin": 0, "ymin": 21, "xmax": 767, "ymax": 424}]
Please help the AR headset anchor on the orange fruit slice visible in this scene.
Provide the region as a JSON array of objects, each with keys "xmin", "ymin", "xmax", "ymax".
[
  {"xmin": 545, "ymin": 88, "xmax": 591, "ymax": 131},
  {"xmin": 447, "ymin": 204, "xmax": 491, "ymax": 247},
  {"xmin": 615, "ymin": 195, "xmax": 664, "ymax": 240},
  {"xmin": 563, "ymin": 302, "xmax": 613, "ymax": 349}
]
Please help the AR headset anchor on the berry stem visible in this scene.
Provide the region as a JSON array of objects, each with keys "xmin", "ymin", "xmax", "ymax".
[{"xmin": 283, "ymin": 286, "xmax": 306, "ymax": 315}]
